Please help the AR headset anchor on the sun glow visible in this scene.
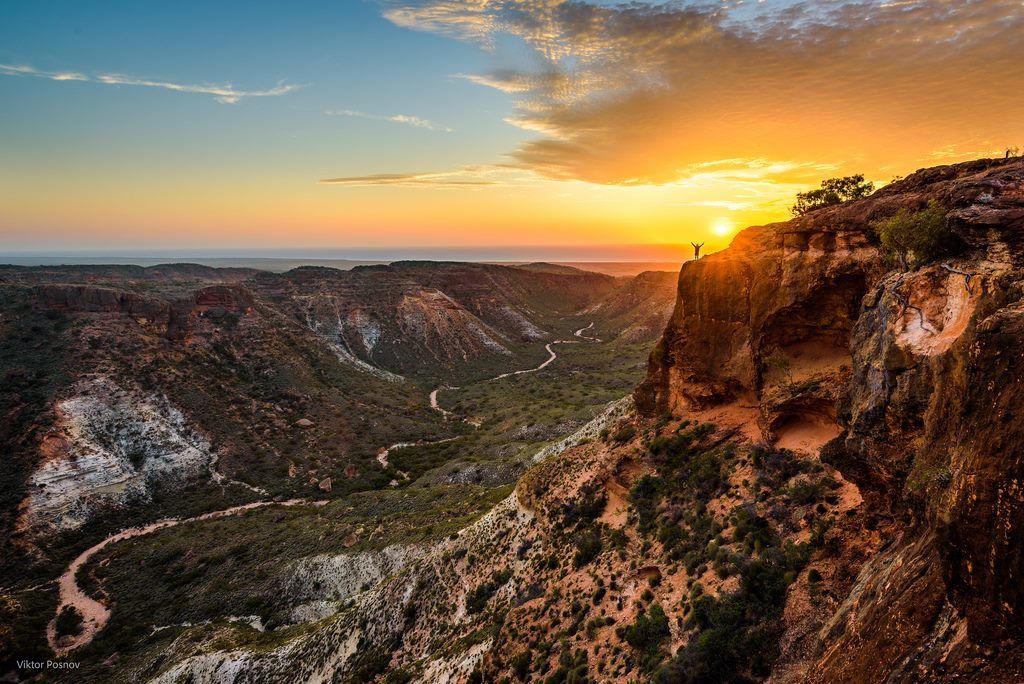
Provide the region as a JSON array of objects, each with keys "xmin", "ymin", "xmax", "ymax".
[{"xmin": 711, "ymin": 218, "xmax": 734, "ymax": 236}]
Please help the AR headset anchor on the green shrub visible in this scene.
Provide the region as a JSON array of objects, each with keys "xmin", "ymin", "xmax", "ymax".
[
  {"xmin": 561, "ymin": 486, "xmax": 607, "ymax": 528},
  {"xmin": 785, "ymin": 477, "xmax": 828, "ymax": 505},
  {"xmin": 547, "ymin": 648, "xmax": 589, "ymax": 683},
  {"xmin": 54, "ymin": 605, "xmax": 83, "ymax": 638},
  {"xmin": 656, "ymin": 523, "xmax": 684, "ymax": 553},
  {"xmin": 611, "ymin": 424, "xmax": 637, "ymax": 444},
  {"xmin": 874, "ymin": 199, "xmax": 961, "ymax": 270},
  {"xmin": 466, "ymin": 569, "xmax": 513, "ymax": 613},
  {"xmin": 791, "ymin": 174, "xmax": 874, "ymax": 215},
  {"xmin": 630, "ymin": 474, "xmax": 664, "ymax": 533},
  {"xmin": 573, "ymin": 530, "xmax": 603, "ymax": 568},
  {"xmin": 621, "ymin": 603, "xmax": 670, "ymax": 654},
  {"xmin": 682, "ymin": 451, "xmax": 724, "ymax": 502},
  {"xmin": 511, "ymin": 650, "xmax": 531, "ymax": 681}
]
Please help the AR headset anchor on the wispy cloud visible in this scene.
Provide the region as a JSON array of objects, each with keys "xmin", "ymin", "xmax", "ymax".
[
  {"xmin": 382, "ymin": 0, "xmax": 1024, "ymax": 186},
  {"xmin": 325, "ymin": 109, "xmax": 453, "ymax": 132},
  {"xmin": 0, "ymin": 63, "xmax": 299, "ymax": 103},
  {"xmin": 320, "ymin": 172, "xmax": 489, "ymax": 187},
  {"xmin": 320, "ymin": 165, "xmax": 531, "ymax": 187}
]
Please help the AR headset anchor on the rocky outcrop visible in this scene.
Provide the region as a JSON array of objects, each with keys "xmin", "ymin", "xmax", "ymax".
[
  {"xmin": 19, "ymin": 376, "xmax": 213, "ymax": 534},
  {"xmin": 638, "ymin": 157, "xmax": 1024, "ymax": 680},
  {"xmin": 33, "ymin": 284, "xmax": 171, "ymax": 327},
  {"xmin": 32, "ymin": 282, "xmax": 256, "ymax": 341}
]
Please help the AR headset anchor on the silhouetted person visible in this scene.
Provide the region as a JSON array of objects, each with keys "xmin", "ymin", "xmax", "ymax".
[{"xmin": 691, "ymin": 242, "xmax": 704, "ymax": 260}]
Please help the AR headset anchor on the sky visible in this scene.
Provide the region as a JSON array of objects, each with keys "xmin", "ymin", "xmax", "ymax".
[{"xmin": 1, "ymin": 0, "xmax": 1022, "ymax": 259}]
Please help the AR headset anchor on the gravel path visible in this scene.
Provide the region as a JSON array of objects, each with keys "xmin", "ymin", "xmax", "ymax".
[{"xmin": 48, "ymin": 499, "xmax": 325, "ymax": 655}]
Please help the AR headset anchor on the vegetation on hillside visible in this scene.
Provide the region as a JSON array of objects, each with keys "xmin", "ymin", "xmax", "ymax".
[
  {"xmin": 791, "ymin": 175, "xmax": 874, "ymax": 215},
  {"xmin": 874, "ymin": 199, "xmax": 961, "ymax": 270}
]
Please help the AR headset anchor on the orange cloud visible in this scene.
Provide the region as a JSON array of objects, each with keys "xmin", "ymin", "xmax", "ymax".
[{"xmin": 385, "ymin": 0, "xmax": 1024, "ymax": 185}]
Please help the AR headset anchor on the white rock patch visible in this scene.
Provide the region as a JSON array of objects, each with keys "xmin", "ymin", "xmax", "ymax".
[{"xmin": 23, "ymin": 377, "xmax": 212, "ymax": 533}]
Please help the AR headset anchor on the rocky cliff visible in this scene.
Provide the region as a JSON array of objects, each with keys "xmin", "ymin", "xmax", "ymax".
[{"xmin": 638, "ymin": 157, "xmax": 1024, "ymax": 681}]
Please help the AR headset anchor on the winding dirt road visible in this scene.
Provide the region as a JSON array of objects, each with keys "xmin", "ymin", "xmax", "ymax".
[
  {"xmin": 50, "ymin": 323, "xmax": 599, "ymax": 656},
  {"xmin": 429, "ymin": 327, "xmax": 592, "ymax": 419},
  {"xmin": 574, "ymin": 321, "xmax": 601, "ymax": 342},
  {"xmin": 48, "ymin": 498, "xmax": 325, "ymax": 656}
]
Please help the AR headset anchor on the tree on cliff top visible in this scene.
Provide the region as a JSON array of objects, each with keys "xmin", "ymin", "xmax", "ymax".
[
  {"xmin": 874, "ymin": 199, "xmax": 960, "ymax": 270},
  {"xmin": 791, "ymin": 175, "xmax": 874, "ymax": 215}
]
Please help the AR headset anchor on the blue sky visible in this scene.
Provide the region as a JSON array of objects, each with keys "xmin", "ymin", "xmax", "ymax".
[{"xmin": 0, "ymin": 1, "xmax": 524, "ymax": 179}]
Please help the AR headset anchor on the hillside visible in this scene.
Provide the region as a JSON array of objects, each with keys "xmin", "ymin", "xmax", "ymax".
[
  {"xmin": 93, "ymin": 156, "xmax": 1024, "ymax": 683},
  {"xmin": 0, "ymin": 261, "xmax": 677, "ymax": 678},
  {"xmin": 9, "ymin": 157, "xmax": 1024, "ymax": 683}
]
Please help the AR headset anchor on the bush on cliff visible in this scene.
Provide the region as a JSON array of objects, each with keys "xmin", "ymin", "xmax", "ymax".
[
  {"xmin": 791, "ymin": 175, "xmax": 874, "ymax": 215},
  {"xmin": 620, "ymin": 603, "xmax": 671, "ymax": 671},
  {"xmin": 874, "ymin": 199, "xmax": 962, "ymax": 270},
  {"xmin": 659, "ymin": 547, "xmax": 808, "ymax": 683}
]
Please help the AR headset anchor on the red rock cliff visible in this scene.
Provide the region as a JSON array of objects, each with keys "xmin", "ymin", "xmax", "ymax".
[{"xmin": 637, "ymin": 157, "xmax": 1024, "ymax": 680}]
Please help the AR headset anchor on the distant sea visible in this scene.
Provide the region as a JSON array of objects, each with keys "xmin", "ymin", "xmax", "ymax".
[{"xmin": 0, "ymin": 251, "xmax": 685, "ymax": 277}]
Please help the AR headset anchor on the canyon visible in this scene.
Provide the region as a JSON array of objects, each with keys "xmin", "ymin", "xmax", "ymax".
[{"xmin": 3, "ymin": 157, "xmax": 1024, "ymax": 682}]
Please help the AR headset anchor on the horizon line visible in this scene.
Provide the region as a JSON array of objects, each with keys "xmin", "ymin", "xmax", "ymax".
[{"xmin": 0, "ymin": 244, "xmax": 704, "ymax": 263}]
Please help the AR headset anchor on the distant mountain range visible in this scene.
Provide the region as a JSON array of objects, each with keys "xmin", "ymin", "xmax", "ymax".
[{"xmin": 0, "ymin": 256, "xmax": 682, "ymax": 277}]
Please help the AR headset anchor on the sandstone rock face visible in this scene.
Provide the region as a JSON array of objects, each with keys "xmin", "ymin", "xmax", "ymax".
[
  {"xmin": 33, "ymin": 284, "xmax": 171, "ymax": 328},
  {"xmin": 636, "ymin": 203, "xmax": 882, "ymax": 440},
  {"xmin": 31, "ymin": 281, "xmax": 257, "ymax": 341},
  {"xmin": 638, "ymin": 157, "xmax": 1024, "ymax": 680},
  {"xmin": 192, "ymin": 284, "xmax": 254, "ymax": 312}
]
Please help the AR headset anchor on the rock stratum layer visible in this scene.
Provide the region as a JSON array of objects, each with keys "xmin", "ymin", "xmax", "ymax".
[{"xmin": 639, "ymin": 157, "xmax": 1024, "ymax": 681}]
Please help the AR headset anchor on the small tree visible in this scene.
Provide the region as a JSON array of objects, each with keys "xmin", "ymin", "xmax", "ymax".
[
  {"xmin": 874, "ymin": 199, "xmax": 958, "ymax": 271},
  {"xmin": 791, "ymin": 175, "xmax": 874, "ymax": 215}
]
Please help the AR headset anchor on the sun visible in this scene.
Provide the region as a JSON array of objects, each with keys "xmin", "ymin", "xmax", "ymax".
[{"xmin": 711, "ymin": 218, "xmax": 734, "ymax": 236}]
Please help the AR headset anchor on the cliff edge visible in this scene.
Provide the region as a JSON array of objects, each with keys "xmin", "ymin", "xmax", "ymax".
[{"xmin": 638, "ymin": 157, "xmax": 1024, "ymax": 681}]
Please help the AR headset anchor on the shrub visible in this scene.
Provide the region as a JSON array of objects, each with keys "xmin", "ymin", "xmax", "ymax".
[
  {"xmin": 622, "ymin": 603, "xmax": 671, "ymax": 654},
  {"xmin": 573, "ymin": 530, "xmax": 603, "ymax": 568},
  {"xmin": 785, "ymin": 477, "xmax": 828, "ymax": 505},
  {"xmin": 384, "ymin": 670, "xmax": 414, "ymax": 684},
  {"xmin": 682, "ymin": 451, "xmax": 724, "ymax": 501},
  {"xmin": 511, "ymin": 651, "xmax": 531, "ymax": 681},
  {"xmin": 874, "ymin": 199, "xmax": 961, "ymax": 270},
  {"xmin": 55, "ymin": 605, "xmax": 83, "ymax": 638},
  {"xmin": 791, "ymin": 175, "xmax": 874, "ymax": 215},
  {"xmin": 656, "ymin": 523, "xmax": 684, "ymax": 553},
  {"xmin": 611, "ymin": 424, "xmax": 637, "ymax": 444},
  {"xmin": 548, "ymin": 648, "xmax": 589, "ymax": 683},
  {"xmin": 731, "ymin": 507, "xmax": 777, "ymax": 555},
  {"xmin": 630, "ymin": 474, "xmax": 664, "ymax": 533},
  {"xmin": 466, "ymin": 569, "xmax": 513, "ymax": 613},
  {"xmin": 562, "ymin": 486, "xmax": 607, "ymax": 528}
]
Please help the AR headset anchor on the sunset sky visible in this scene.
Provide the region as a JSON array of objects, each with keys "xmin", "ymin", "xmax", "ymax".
[{"xmin": 1, "ymin": 0, "xmax": 1022, "ymax": 259}]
